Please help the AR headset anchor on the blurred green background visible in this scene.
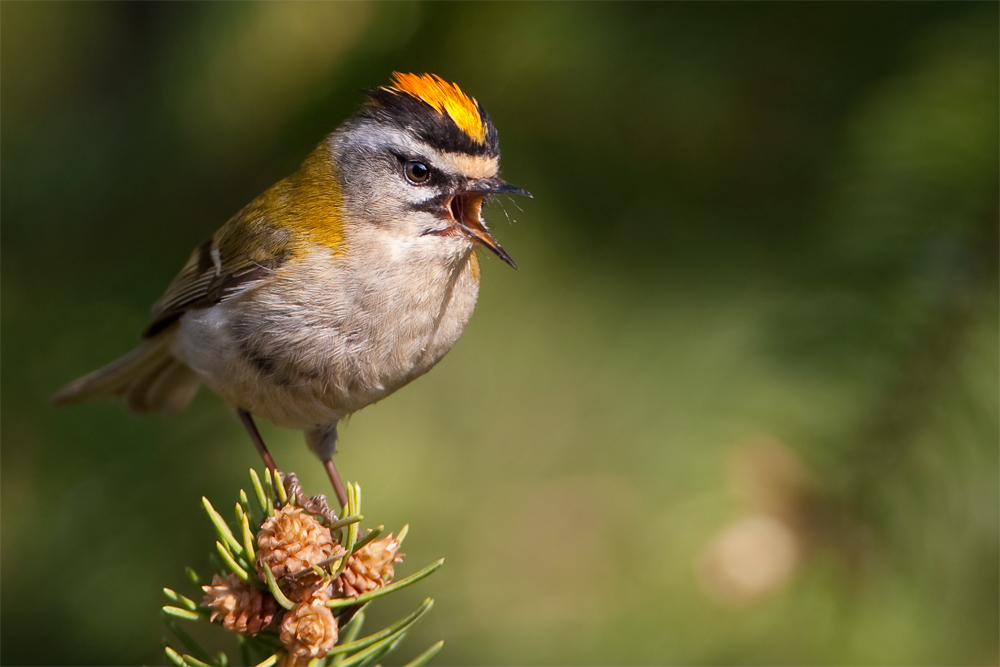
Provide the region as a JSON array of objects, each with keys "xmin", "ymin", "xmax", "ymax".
[{"xmin": 2, "ymin": 2, "xmax": 997, "ymax": 665}]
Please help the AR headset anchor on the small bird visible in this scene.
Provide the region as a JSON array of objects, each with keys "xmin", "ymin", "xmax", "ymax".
[{"xmin": 55, "ymin": 73, "xmax": 529, "ymax": 507}]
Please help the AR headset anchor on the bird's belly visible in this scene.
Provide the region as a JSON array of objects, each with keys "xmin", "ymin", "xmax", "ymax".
[{"xmin": 174, "ymin": 248, "xmax": 480, "ymax": 429}]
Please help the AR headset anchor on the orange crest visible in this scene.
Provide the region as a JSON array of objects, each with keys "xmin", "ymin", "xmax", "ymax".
[{"xmin": 387, "ymin": 73, "xmax": 488, "ymax": 145}]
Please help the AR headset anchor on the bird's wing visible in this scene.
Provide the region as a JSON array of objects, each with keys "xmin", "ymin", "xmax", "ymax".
[
  {"xmin": 144, "ymin": 226, "xmax": 291, "ymax": 338},
  {"xmin": 143, "ymin": 159, "xmax": 344, "ymax": 338}
]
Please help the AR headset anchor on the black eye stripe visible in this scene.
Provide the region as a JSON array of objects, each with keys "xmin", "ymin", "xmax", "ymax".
[
  {"xmin": 385, "ymin": 150, "xmax": 460, "ymax": 192},
  {"xmin": 408, "ymin": 193, "xmax": 450, "ymax": 215}
]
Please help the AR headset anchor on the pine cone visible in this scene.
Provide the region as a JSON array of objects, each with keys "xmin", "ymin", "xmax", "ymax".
[
  {"xmin": 284, "ymin": 569, "xmax": 335, "ymax": 604},
  {"xmin": 335, "ymin": 534, "xmax": 403, "ymax": 598},
  {"xmin": 201, "ymin": 573, "xmax": 277, "ymax": 635},
  {"xmin": 257, "ymin": 506, "xmax": 338, "ymax": 581},
  {"xmin": 279, "ymin": 599, "xmax": 339, "ymax": 659}
]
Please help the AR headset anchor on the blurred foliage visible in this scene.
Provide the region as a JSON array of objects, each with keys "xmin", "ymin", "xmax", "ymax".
[{"xmin": 1, "ymin": 2, "xmax": 997, "ymax": 665}]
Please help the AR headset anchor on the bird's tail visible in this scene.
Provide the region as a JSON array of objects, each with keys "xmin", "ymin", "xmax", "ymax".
[{"xmin": 54, "ymin": 331, "xmax": 200, "ymax": 414}]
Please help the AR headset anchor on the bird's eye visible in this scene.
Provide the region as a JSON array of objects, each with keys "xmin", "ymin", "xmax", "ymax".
[{"xmin": 404, "ymin": 161, "xmax": 431, "ymax": 185}]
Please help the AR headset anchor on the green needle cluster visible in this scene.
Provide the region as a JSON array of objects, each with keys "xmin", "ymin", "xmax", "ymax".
[{"xmin": 162, "ymin": 469, "xmax": 444, "ymax": 667}]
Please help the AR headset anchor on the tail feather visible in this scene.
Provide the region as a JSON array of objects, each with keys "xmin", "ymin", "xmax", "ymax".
[
  {"xmin": 119, "ymin": 356, "xmax": 172, "ymax": 412},
  {"xmin": 54, "ymin": 333, "xmax": 200, "ymax": 414},
  {"xmin": 133, "ymin": 356, "xmax": 200, "ymax": 414}
]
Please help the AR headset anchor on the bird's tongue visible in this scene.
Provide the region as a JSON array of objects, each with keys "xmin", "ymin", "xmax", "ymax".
[{"xmin": 451, "ymin": 193, "xmax": 516, "ymax": 269}]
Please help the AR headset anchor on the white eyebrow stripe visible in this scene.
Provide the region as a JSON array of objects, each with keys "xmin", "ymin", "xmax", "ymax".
[
  {"xmin": 351, "ymin": 126, "xmax": 499, "ymax": 179},
  {"xmin": 435, "ymin": 152, "xmax": 499, "ymax": 180}
]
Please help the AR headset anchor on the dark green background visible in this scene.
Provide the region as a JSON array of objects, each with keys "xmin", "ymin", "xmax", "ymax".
[{"xmin": 2, "ymin": 2, "xmax": 997, "ymax": 664}]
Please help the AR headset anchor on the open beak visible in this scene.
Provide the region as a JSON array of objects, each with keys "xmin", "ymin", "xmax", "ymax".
[{"xmin": 449, "ymin": 178, "xmax": 531, "ymax": 270}]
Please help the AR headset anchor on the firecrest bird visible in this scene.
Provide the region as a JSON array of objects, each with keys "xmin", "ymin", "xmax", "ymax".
[{"xmin": 55, "ymin": 73, "xmax": 529, "ymax": 507}]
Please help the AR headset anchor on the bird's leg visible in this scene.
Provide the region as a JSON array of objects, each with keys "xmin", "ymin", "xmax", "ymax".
[
  {"xmin": 237, "ymin": 408, "xmax": 278, "ymax": 473},
  {"xmin": 306, "ymin": 423, "xmax": 349, "ymax": 509},
  {"xmin": 323, "ymin": 458, "xmax": 349, "ymax": 510}
]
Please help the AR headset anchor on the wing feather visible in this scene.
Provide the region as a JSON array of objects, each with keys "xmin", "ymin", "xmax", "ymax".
[{"xmin": 144, "ymin": 233, "xmax": 289, "ymax": 338}]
